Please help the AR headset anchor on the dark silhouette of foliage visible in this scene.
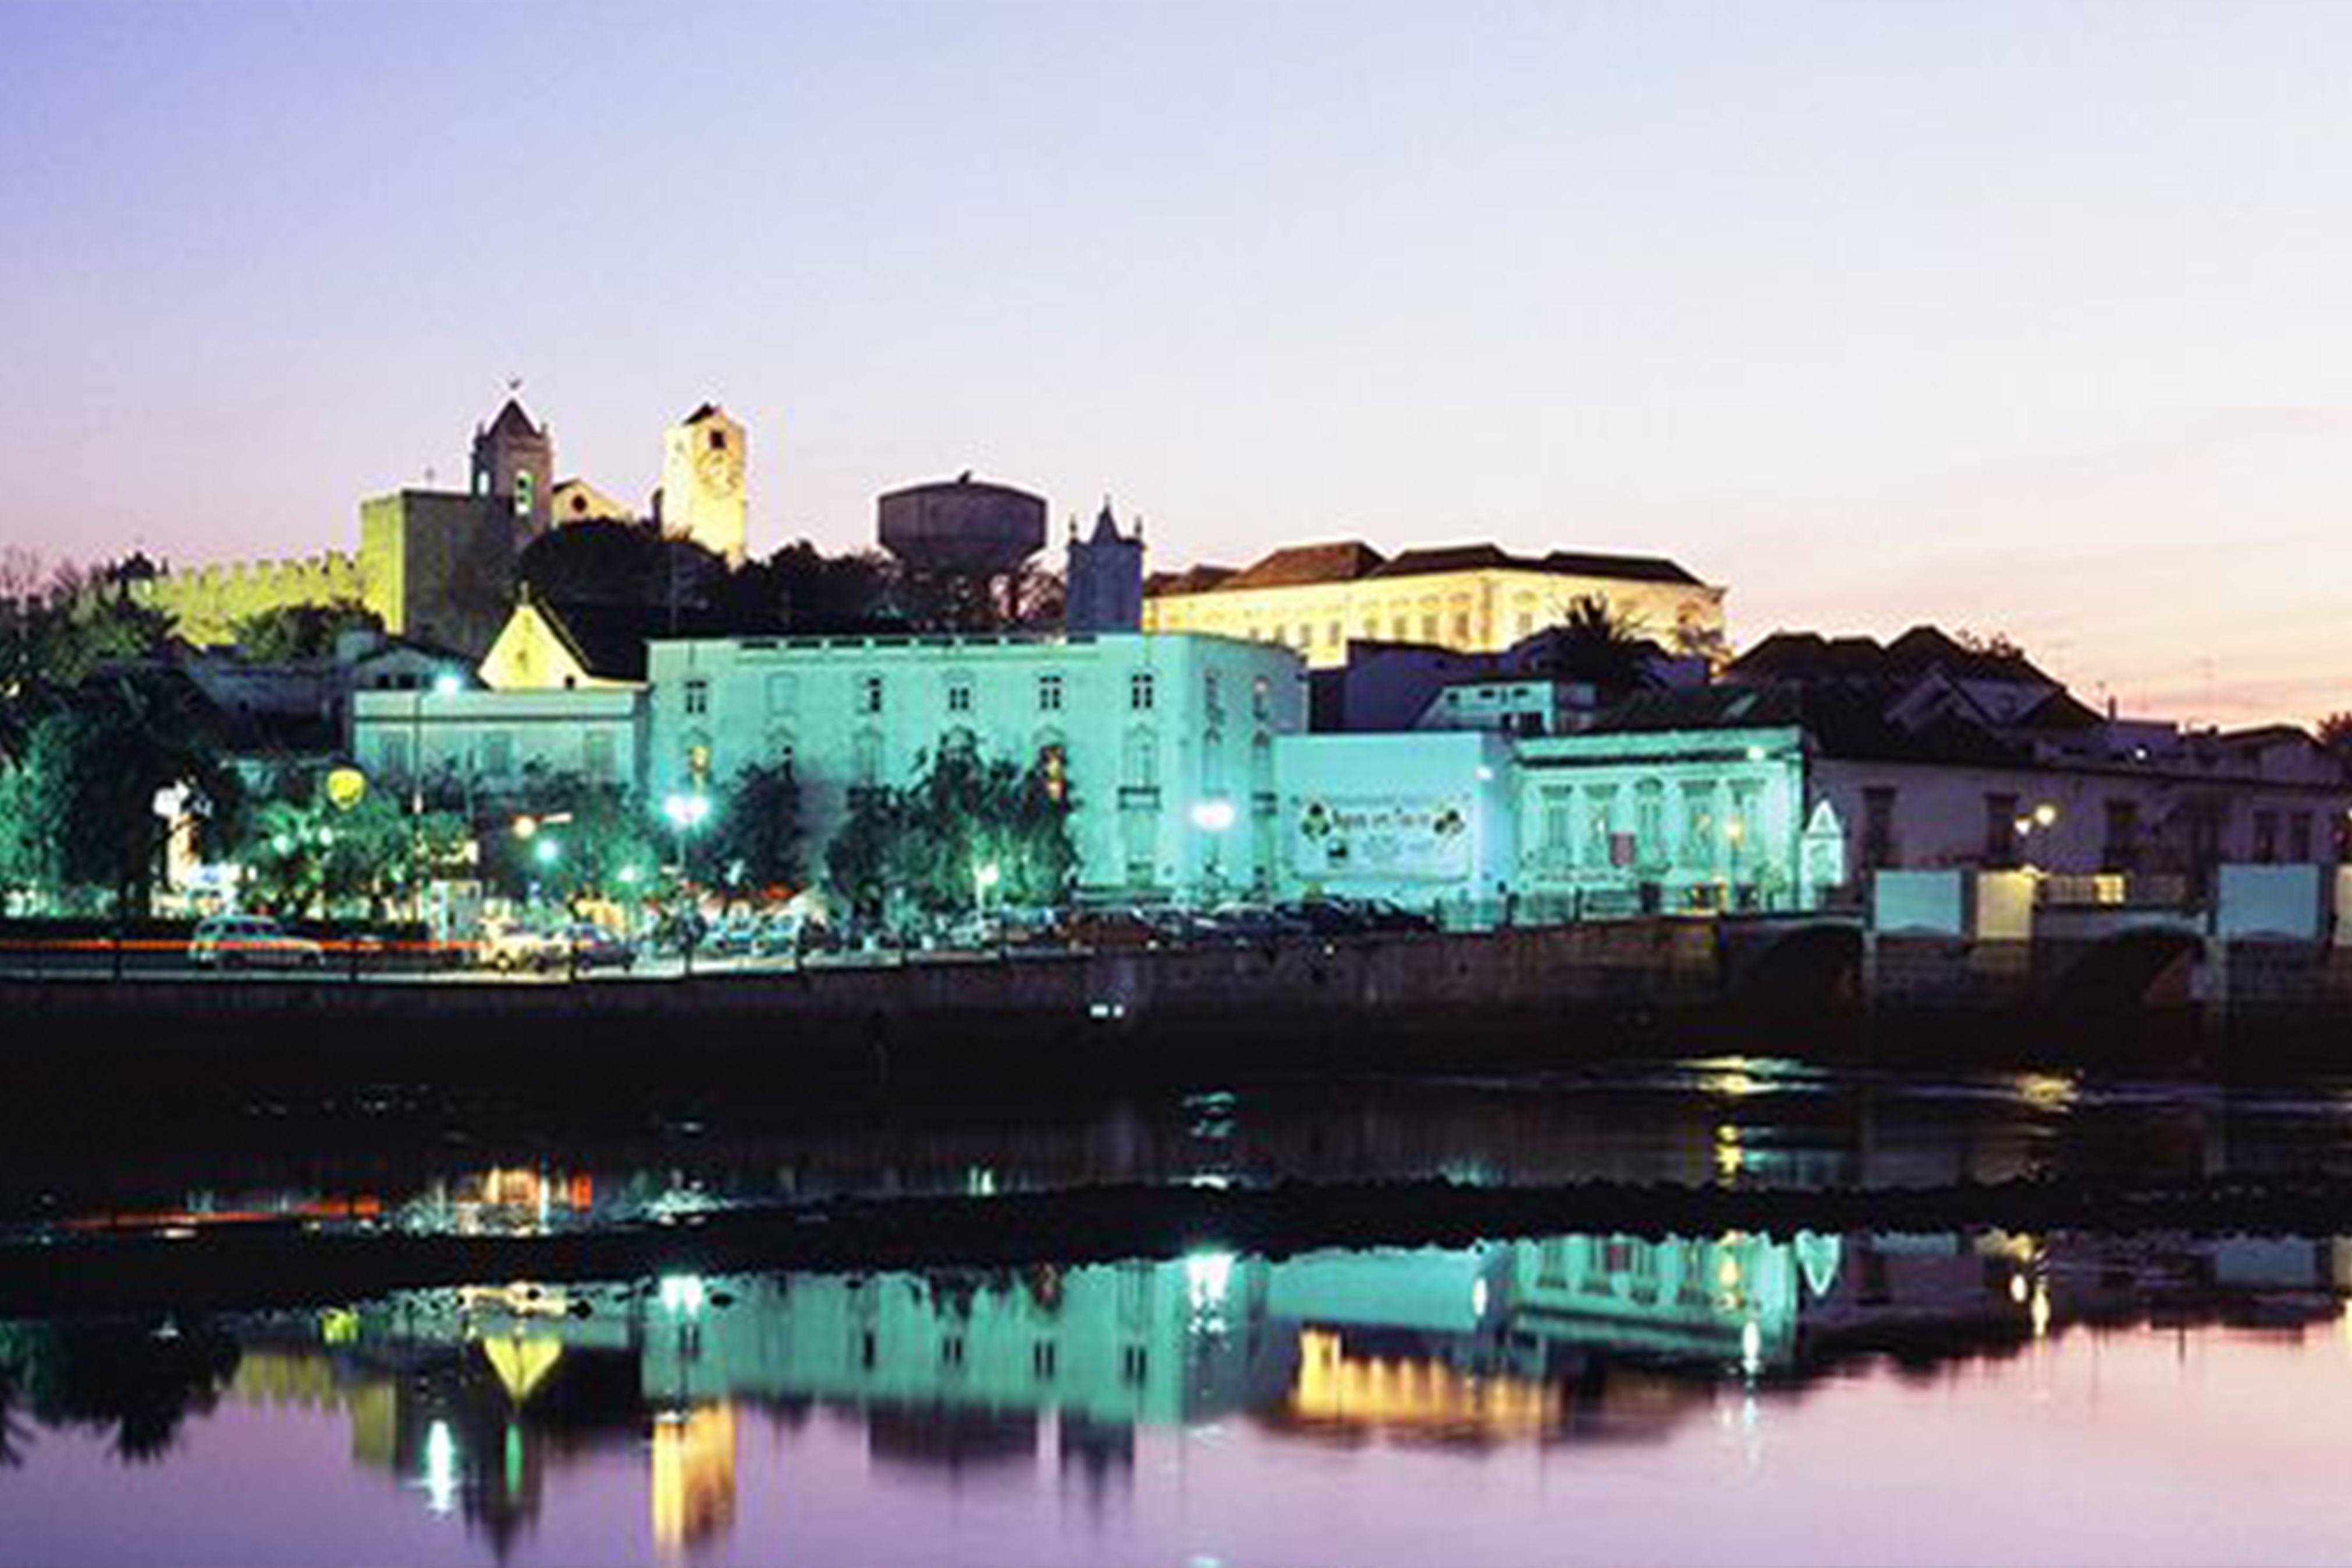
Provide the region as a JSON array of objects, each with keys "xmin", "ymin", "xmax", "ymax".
[
  {"xmin": 827, "ymin": 739, "xmax": 1074, "ymax": 921},
  {"xmin": 229, "ymin": 599, "xmax": 383, "ymax": 662}
]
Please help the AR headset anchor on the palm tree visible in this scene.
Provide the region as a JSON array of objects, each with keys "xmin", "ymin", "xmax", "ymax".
[{"xmin": 1530, "ymin": 595, "xmax": 1663, "ymax": 698}]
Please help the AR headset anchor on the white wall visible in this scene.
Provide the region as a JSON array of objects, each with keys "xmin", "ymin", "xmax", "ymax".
[
  {"xmin": 644, "ymin": 631, "xmax": 1306, "ymax": 903},
  {"xmin": 351, "ymin": 687, "xmax": 646, "ymax": 795}
]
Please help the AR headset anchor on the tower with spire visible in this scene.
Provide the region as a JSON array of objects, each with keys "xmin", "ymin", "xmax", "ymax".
[
  {"xmin": 470, "ymin": 396, "xmax": 554, "ymax": 544},
  {"xmin": 1064, "ymin": 499, "xmax": 1145, "ymax": 634}
]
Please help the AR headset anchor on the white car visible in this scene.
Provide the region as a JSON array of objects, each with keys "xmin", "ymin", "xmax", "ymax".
[{"xmin": 188, "ymin": 914, "xmax": 325, "ymax": 970}]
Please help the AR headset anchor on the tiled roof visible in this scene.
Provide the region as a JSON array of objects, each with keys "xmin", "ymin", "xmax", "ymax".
[
  {"xmin": 1586, "ymin": 681, "xmax": 2029, "ymax": 767},
  {"xmin": 1732, "ymin": 626, "xmax": 2055, "ymax": 687},
  {"xmin": 1152, "ymin": 539, "xmax": 1708, "ymax": 596},
  {"xmin": 1217, "ymin": 541, "xmax": 1388, "ymax": 591}
]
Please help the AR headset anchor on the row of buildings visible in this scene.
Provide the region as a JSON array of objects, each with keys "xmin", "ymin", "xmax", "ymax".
[{"xmin": 87, "ymin": 393, "xmax": 2348, "ymax": 920}]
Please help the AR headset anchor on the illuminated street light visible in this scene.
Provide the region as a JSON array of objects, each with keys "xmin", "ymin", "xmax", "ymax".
[
  {"xmin": 2033, "ymin": 802, "xmax": 2059, "ymax": 829},
  {"xmin": 1189, "ymin": 799, "xmax": 1237, "ymax": 833},
  {"xmin": 533, "ymin": 838, "xmax": 560, "ymax": 867}
]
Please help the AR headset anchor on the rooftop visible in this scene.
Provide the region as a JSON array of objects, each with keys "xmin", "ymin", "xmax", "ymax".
[{"xmin": 1149, "ymin": 538, "xmax": 1705, "ymax": 596}]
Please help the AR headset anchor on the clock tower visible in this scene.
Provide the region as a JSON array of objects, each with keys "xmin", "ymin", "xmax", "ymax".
[{"xmin": 656, "ymin": 402, "xmax": 748, "ymax": 566}]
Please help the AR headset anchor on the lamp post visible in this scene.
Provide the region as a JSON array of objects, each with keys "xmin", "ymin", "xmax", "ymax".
[
  {"xmin": 410, "ymin": 672, "xmax": 461, "ymax": 926},
  {"xmin": 662, "ymin": 791, "xmax": 712, "ymax": 975},
  {"xmin": 1189, "ymin": 798, "xmax": 1235, "ymax": 906}
]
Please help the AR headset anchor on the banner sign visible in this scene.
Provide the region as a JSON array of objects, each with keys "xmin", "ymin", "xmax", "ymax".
[{"xmin": 1292, "ymin": 794, "xmax": 1472, "ymax": 882}]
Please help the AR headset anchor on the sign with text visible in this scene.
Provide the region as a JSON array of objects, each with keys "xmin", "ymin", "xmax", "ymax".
[{"xmin": 1292, "ymin": 794, "xmax": 1472, "ymax": 882}]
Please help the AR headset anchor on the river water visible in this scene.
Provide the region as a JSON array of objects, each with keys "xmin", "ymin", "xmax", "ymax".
[{"xmin": 6, "ymin": 1060, "xmax": 2352, "ymax": 1566}]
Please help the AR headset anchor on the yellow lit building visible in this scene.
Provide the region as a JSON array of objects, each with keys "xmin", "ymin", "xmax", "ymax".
[{"xmin": 1143, "ymin": 541, "xmax": 1726, "ymax": 670}]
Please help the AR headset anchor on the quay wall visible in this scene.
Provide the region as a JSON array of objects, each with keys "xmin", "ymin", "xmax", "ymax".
[{"xmin": 9, "ymin": 923, "xmax": 2352, "ymax": 1115}]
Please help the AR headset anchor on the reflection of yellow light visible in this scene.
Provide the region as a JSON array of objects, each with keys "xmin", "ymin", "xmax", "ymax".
[
  {"xmin": 652, "ymin": 1405, "xmax": 738, "ymax": 1553},
  {"xmin": 2009, "ymin": 1273, "xmax": 2030, "ymax": 1305},
  {"xmin": 1288, "ymin": 1329, "xmax": 1555, "ymax": 1439},
  {"xmin": 2030, "ymin": 1282, "xmax": 2052, "ymax": 1339},
  {"xmin": 1714, "ymin": 1124, "xmax": 1744, "ymax": 1179},
  {"xmin": 2013, "ymin": 1073, "xmax": 2079, "ymax": 1114},
  {"xmin": 1717, "ymin": 1253, "xmax": 1743, "ymax": 1290},
  {"xmin": 481, "ymin": 1335, "xmax": 564, "ymax": 1403},
  {"xmin": 320, "ymin": 1306, "xmax": 360, "ymax": 1345}
]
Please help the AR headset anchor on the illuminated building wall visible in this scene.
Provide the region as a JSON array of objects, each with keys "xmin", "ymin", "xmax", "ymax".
[
  {"xmin": 1512, "ymin": 724, "xmax": 1810, "ymax": 913},
  {"xmin": 655, "ymin": 404, "xmax": 748, "ymax": 567},
  {"xmin": 350, "ymin": 686, "xmax": 645, "ymax": 798},
  {"xmin": 1145, "ymin": 553, "xmax": 1726, "ymax": 671},
  {"xmin": 645, "ymin": 631, "xmax": 1308, "ymax": 902}
]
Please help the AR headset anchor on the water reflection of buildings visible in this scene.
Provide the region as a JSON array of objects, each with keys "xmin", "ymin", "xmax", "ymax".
[{"xmin": 202, "ymin": 1232, "xmax": 2352, "ymax": 1558}]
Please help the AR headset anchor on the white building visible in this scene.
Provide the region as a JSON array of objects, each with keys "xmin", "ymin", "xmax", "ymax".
[
  {"xmin": 644, "ymin": 631, "xmax": 1306, "ymax": 903},
  {"xmin": 351, "ymin": 685, "xmax": 649, "ymax": 801}
]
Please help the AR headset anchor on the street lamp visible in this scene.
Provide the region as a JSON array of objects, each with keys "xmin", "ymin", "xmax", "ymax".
[
  {"xmin": 1190, "ymin": 798, "xmax": 1235, "ymax": 902},
  {"xmin": 409, "ymin": 670, "xmax": 463, "ymax": 926},
  {"xmin": 662, "ymin": 792, "xmax": 712, "ymax": 976}
]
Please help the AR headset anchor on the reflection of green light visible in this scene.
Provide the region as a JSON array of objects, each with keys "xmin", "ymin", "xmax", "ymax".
[
  {"xmin": 659, "ymin": 1274, "xmax": 706, "ymax": 1317},
  {"xmin": 504, "ymin": 1423, "xmax": 523, "ymax": 1494}
]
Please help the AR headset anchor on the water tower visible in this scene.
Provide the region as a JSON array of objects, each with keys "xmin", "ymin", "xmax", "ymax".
[{"xmin": 876, "ymin": 474, "xmax": 1048, "ymax": 629}]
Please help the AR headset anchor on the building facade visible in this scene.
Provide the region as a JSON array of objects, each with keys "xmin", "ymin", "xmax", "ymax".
[
  {"xmin": 351, "ymin": 685, "xmax": 648, "ymax": 802},
  {"xmin": 644, "ymin": 631, "xmax": 1307, "ymax": 903},
  {"xmin": 1144, "ymin": 541, "xmax": 1726, "ymax": 670}
]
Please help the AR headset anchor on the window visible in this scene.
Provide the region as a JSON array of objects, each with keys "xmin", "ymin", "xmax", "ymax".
[
  {"xmin": 1728, "ymin": 782, "xmax": 1760, "ymax": 870},
  {"xmin": 1587, "ymin": 786, "xmax": 1618, "ymax": 865},
  {"xmin": 1540, "ymin": 787, "xmax": 1576, "ymax": 867},
  {"xmin": 513, "ymin": 470, "xmax": 534, "ymax": 518},
  {"xmin": 378, "ymin": 733, "xmax": 410, "ymax": 780},
  {"xmin": 1863, "ymin": 787, "xmax": 1898, "ymax": 869},
  {"xmin": 766, "ymin": 728, "xmax": 795, "ymax": 770},
  {"xmin": 1038, "ymin": 673, "xmax": 1064, "ymax": 712},
  {"xmin": 482, "ymin": 731, "xmax": 514, "ymax": 777},
  {"xmin": 709, "ymin": 428, "xmax": 726, "ymax": 451},
  {"xmin": 1635, "ymin": 781, "xmax": 1667, "ymax": 866},
  {"xmin": 2290, "ymin": 812, "xmax": 2314, "ymax": 863},
  {"xmin": 858, "ymin": 674, "xmax": 884, "ymax": 715},
  {"xmin": 1453, "ymin": 610, "xmax": 1472, "ymax": 641},
  {"xmin": 584, "ymin": 731, "xmax": 616, "ymax": 783},
  {"xmin": 1326, "ymin": 621, "xmax": 1342, "ymax": 649},
  {"xmin": 1122, "ymin": 729, "xmax": 1159, "ymax": 790},
  {"xmin": 1420, "ymin": 613, "xmax": 1440, "ymax": 641},
  {"xmin": 946, "ymin": 676, "xmax": 973, "ymax": 714},
  {"xmin": 766, "ymin": 673, "xmax": 798, "ymax": 714},
  {"xmin": 1984, "ymin": 792, "xmax": 2020, "ymax": 868},
  {"xmin": 2254, "ymin": 810, "xmax": 2279, "ymax": 863},
  {"xmin": 1680, "ymin": 783, "xmax": 1716, "ymax": 867},
  {"xmin": 1252, "ymin": 675, "xmax": 1271, "ymax": 720},
  {"xmin": 1130, "ymin": 671, "xmax": 1156, "ymax": 712},
  {"xmin": 1204, "ymin": 670, "xmax": 1222, "ymax": 715},
  {"xmin": 683, "ymin": 677, "xmax": 709, "ymax": 717},
  {"xmin": 852, "ymin": 730, "xmax": 884, "ymax": 789}
]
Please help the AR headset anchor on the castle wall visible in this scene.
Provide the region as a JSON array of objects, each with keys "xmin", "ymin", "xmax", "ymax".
[{"xmin": 127, "ymin": 551, "xmax": 370, "ymax": 646}]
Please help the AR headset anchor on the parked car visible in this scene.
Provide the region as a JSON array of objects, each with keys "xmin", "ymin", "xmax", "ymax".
[
  {"xmin": 750, "ymin": 911, "xmax": 836, "ymax": 958},
  {"xmin": 476, "ymin": 920, "xmax": 567, "ymax": 973},
  {"xmin": 557, "ymin": 922, "xmax": 636, "ymax": 972},
  {"xmin": 702, "ymin": 914, "xmax": 763, "ymax": 958},
  {"xmin": 1358, "ymin": 898, "xmax": 1440, "ymax": 933},
  {"xmin": 1066, "ymin": 906, "xmax": 1164, "ymax": 951},
  {"xmin": 1202, "ymin": 902, "xmax": 1313, "ymax": 944},
  {"xmin": 189, "ymin": 914, "xmax": 325, "ymax": 970}
]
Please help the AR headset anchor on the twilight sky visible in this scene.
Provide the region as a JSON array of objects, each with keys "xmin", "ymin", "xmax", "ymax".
[{"xmin": 2, "ymin": 1, "xmax": 2347, "ymax": 725}]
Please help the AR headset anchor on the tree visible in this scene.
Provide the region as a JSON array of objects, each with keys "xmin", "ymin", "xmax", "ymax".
[
  {"xmin": 236, "ymin": 774, "xmax": 467, "ymax": 919},
  {"xmin": 2318, "ymin": 712, "xmax": 2352, "ymax": 755},
  {"xmin": 474, "ymin": 772, "xmax": 662, "ymax": 908},
  {"xmin": 1529, "ymin": 595, "xmax": 1666, "ymax": 699},
  {"xmin": 756, "ymin": 541, "xmax": 900, "ymax": 634},
  {"xmin": 516, "ymin": 520, "xmax": 725, "ymax": 613},
  {"xmin": 230, "ymin": 599, "xmax": 382, "ymax": 662},
  {"xmin": 825, "ymin": 739, "xmax": 1074, "ymax": 923},
  {"xmin": 706, "ymin": 759, "xmax": 800, "ymax": 901},
  {"xmin": 2, "ymin": 670, "xmax": 243, "ymax": 915}
]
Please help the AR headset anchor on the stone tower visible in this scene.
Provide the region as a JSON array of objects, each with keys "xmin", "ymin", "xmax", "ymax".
[
  {"xmin": 470, "ymin": 398, "xmax": 554, "ymax": 543},
  {"xmin": 656, "ymin": 403, "xmax": 748, "ymax": 566},
  {"xmin": 1064, "ymin": 501, "xmax": 1145, "ymax": 633}
]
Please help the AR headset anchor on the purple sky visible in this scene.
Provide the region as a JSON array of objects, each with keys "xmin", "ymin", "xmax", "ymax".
[{"xmin": 2, "ymin": 1, "xmax": 2347, "ymax": 725}]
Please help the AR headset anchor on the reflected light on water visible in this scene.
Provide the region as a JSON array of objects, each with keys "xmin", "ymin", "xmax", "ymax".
[{"xmin": 421, "ymin": 1419, "xmax": 457, "ymax": 1516}]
